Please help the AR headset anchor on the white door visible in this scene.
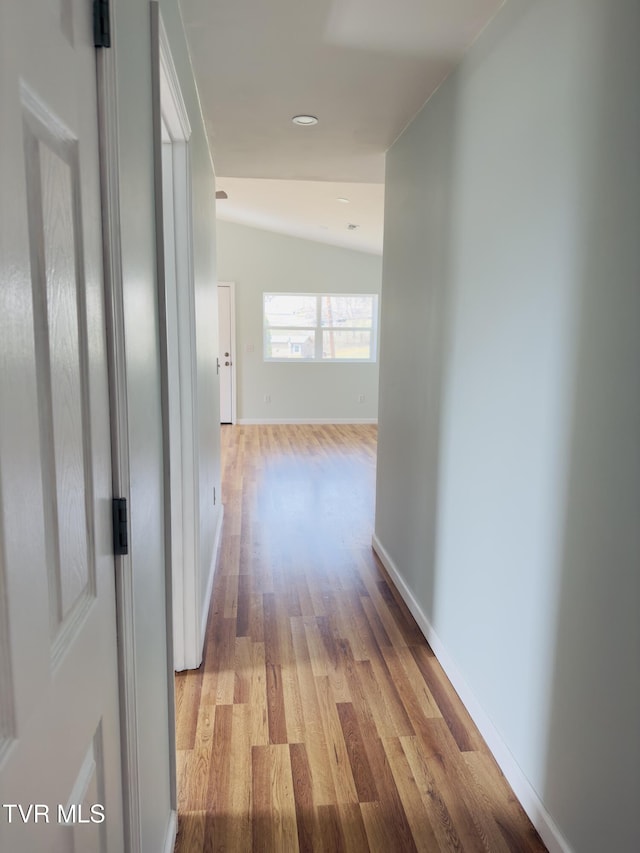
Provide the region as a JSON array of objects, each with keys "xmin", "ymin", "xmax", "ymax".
[
  {"xmin": 217, "ymin": 283, "xmax": 235, "ymax": 424},
  {"xmin": 0, "ymin": 1, "xmax": 124, "ymax": 851}
]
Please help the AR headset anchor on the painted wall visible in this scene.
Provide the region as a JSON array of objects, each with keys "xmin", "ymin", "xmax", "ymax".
[
  {"xmin": 375, "ymin": 1, "xmax": 640, "ymax": 851},
  {"xmin": 113, "ymin": 0, "xmax": 220, "ymax": 848},
  {"xmin": 216, "ymin": 220, "xmax": 382, "ymax": 422}
]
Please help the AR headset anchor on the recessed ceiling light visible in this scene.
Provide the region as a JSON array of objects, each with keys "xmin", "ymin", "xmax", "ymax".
[
  {"xmin": 292, "ymin": 114, "xmax": 318, "ymax": 126},
  {"xmin": 337, "ymin": 197, "xmax": 350, "ymax": 204}
]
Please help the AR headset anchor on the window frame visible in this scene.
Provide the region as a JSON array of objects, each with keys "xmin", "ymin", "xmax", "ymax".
[{"xmin": 263, "ymin": 292, "xmax": 379, "ymax": 363}]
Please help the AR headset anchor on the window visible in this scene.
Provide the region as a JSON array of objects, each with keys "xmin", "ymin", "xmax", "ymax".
[{"xmin": 263, "ymin": 293, "xmax": 378, "ymax": 362}]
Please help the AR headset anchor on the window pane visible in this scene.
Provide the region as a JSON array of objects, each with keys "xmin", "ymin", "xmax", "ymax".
[
  {"xmin": 321, "ymin": 295, "xmax": 374, "ymax": 328},
  {"xmin": 264, "ymin": 294, "xmax": 317, "ymax": 327},
  {"xmin": 266, "ymin": 329, "xmax": 316, "ymax": 359},
  {"xmin": 322, "ymin": 330, "xmax": 371, "ymax": 360}
]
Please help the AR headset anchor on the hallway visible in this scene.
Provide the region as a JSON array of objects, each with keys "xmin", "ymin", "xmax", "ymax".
[{"xmin": 174, "ymin": 424, "xmax": 546, "ymax": 852}]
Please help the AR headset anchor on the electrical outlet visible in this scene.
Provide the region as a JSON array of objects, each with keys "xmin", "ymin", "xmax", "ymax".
[
  {"xmin": 264, "ymin": 394, "xmax": 271, "ymax": 403},
  {"xmin": 358, "ymin": 394, "xmax": 366, "ymax": 403},
  {"xmin": 246, "ymin": 343, "xmax": 255, "ymax": 353}
]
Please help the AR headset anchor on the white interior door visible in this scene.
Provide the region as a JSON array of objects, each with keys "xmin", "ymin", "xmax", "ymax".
[
  {"xmin": 0, "ymin": 1, "xmax": 124, "ymax": 850},
  {"xmin": 217, "ymin": 282, "xmax": 235, "ymax": 424}
]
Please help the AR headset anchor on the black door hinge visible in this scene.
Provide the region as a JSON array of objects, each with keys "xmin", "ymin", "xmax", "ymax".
[
  {"xmin": 94, "ymin": 0, "xmax": 111, "ymax": 48},
  {"xmin": 112, "ymin": 497, "xmax": 128, "ymax": 556}
]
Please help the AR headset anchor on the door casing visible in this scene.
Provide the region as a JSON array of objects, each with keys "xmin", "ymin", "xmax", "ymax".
[
  {"xmin": 151, "ymin": 6, "xmax": 203, "ymax": 677},
  {"xmin": 96, "ymin": 9, "xmax": 145, "ymax": 853}
]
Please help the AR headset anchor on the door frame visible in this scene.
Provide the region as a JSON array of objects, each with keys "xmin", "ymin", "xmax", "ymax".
[
  {"xmin": 151, "ymin": 6, "xmax": 203, "ymax": 675},
  {"xmin": 95, "ymin": 17, "xmax": 144, "ymax": 853},
  {"xmin": 218, "ymin": 280, "xmax": 237, "ymax": 424},
  {"xmin": 96, "ymin": 4, "xmax": 190, "ymax": 851}
]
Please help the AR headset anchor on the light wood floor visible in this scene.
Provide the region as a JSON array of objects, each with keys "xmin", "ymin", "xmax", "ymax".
[{"xmin": 175, "ymin": 424, "xmax": 546, "ymax": 852}]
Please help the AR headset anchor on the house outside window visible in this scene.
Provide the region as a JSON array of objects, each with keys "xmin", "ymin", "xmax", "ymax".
[{"xmin": 263, "ymin": 293, "xmax": 378, "ymax": 362}]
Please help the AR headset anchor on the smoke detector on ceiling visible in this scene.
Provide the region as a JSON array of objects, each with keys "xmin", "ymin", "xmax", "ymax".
[{"xmin": 291, "ymin": 114, "xmax": 318, "ymax": 126}]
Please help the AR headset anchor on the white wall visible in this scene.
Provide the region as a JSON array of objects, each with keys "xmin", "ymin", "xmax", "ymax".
[
  {"xmin": 375, "ymin": 1, "xmax": 640, "ymax": 852},
  {"xmin": 216, "ymin": 220, "xmax": 382, "ymax": 422},
  {"xmin": 113, "ymin": 0, "xmax": 220, "ymax": 848}
]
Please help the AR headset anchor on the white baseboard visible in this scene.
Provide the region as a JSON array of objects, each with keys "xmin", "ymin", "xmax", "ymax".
[
  {"xmin": 371, "ymin": 532, "xmax": 572, "ymax": 853},
  {"xmin": 236, "ymin": 417, "xmax": 378, "ymax": 425},
  {"xmin": 200, "ymin": 506, "xmax": 224, "ymax": 651},
  {"xmin": 162, "ymin": 810, "xmax": 177, "ymax": 853}
]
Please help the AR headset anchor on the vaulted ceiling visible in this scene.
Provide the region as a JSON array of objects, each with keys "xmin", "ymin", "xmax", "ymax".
[{"xmin": 180, "ymin": 0, "xmax": 504, "ymax": 252}]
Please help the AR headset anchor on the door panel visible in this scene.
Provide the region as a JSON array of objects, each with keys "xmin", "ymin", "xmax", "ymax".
[
  {"xmin": 0, "ymin": 0, "xmax": 124, "ymax": 849},
  {"xmin": 23, "ymin": 91, "xmax": 96, "ymax": 654},
  {"xmin": 65, "ymin": 725, "xmax": 108, "ymax": 853}
]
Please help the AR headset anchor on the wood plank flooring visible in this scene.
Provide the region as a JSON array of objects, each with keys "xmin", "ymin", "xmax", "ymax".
[{"xmin": 175, "ymin": 424, "xmax": 546, "ymax": 853}]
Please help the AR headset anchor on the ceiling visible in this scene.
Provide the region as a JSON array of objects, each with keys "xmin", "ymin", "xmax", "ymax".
[
  {"xmin": 180, "ymin": 0, "xmax": 504, "ymax": 252},
  {"xmin": 216, "ymin": 178, "xmax": 384, "ymax": 254}
]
